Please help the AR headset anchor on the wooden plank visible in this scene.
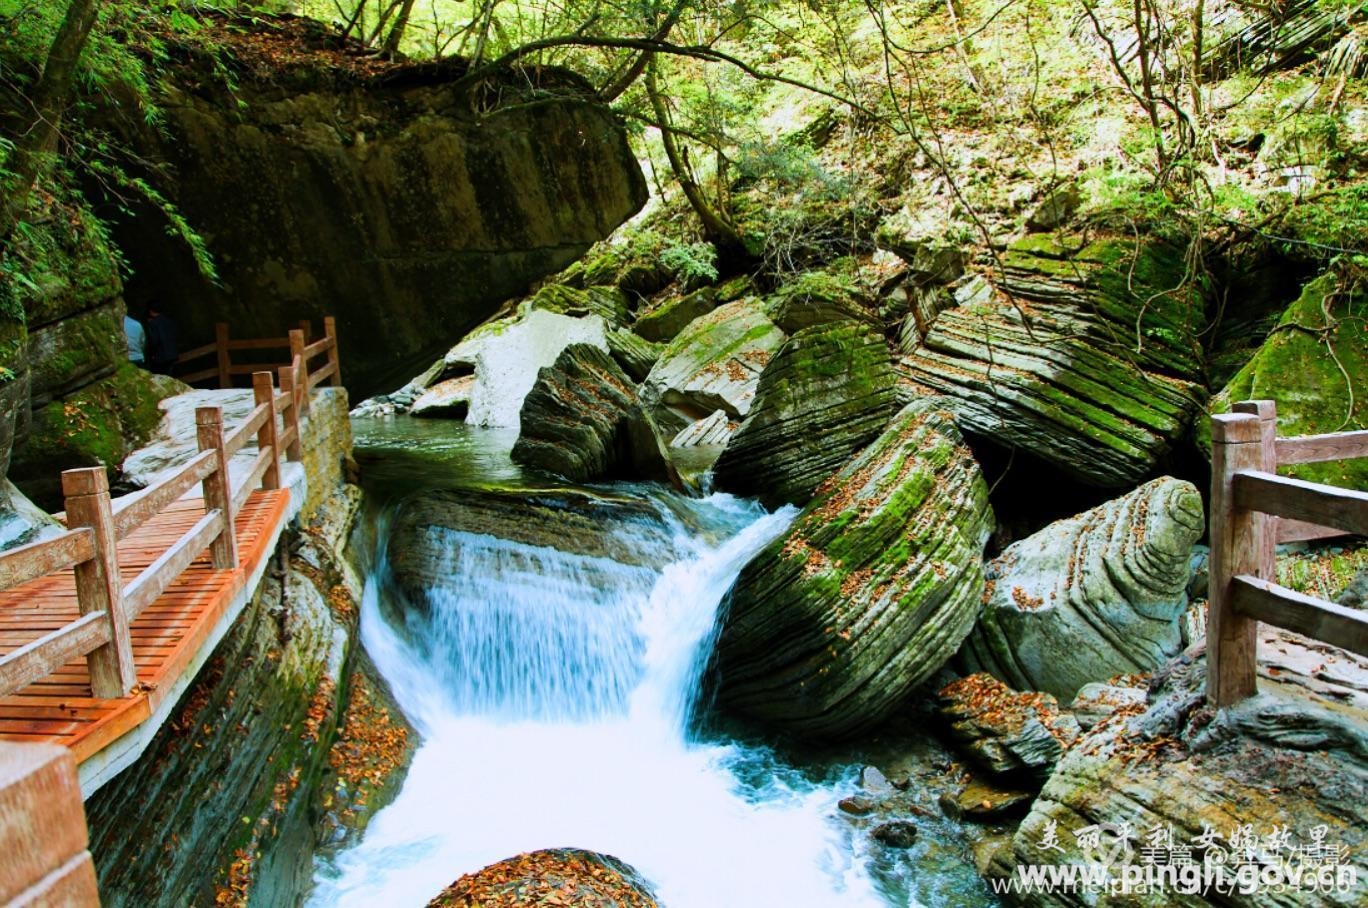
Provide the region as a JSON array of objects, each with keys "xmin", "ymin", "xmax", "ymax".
[
  {"xmin": 61, "ymin": 470, "xmax": 136, "ymax": 700},
  {"xmin": 1277, "ymin": 518, "xmax": 1349, "ymax": 544},
  {"xmin": 303, "ymin": 336, "xmax": 332, "ymax": 360},
  {"xmin": 222, "ymin": 402, "xmax": 270, "ymax": 458},
  {"xmin": 0, "ymin": 742, "xmax": 98, "ymax": 906},
  {"xmin": 325, "ymin": 315, "xmax": 341, "ymax": 388},
  {"xmin": 232, "ymin": 451, "xmax": 273, "ymax": 513},
  {"xmin": 0, "ymin": 530, "xmax": 94, "ymax": 591},
  {"xmin": 224, "ymin": 337, "xmax": 289, "ymax": 351},
  {"xmin": 196, "ymin": 407, "xmax": 238, "ymax": 571},
  {"xmin": 122, "ymin": 511, "xmax": 225, "ymax": 620},
  {"xmin": 307, "ymin": 360, "xmax": 336, "ymax": 390},
  {"xmin": 176, "ymin": 341, "xmax": 219, "ymax": 363},
  {"xmin": 111, "ymin": 450, "xmax": 217, "ymax": 540},
  {"xmin": 178, "ymin": 366, "xmax": 221, "ymax": 385},
  {"xmin": 1232, "ymin": 575, "xmax": 1368, "ymax": 657},
  {"xmin": 1207, "ymin": 412, "xmax": 1268, "ymax": 707},
  {"xmin": 1233, "ymin": 470, "xmax": 1368, "ymax": 538},
  {"xmin": 0, "ymin": 615, "xmax": 110, "ymax": 699},
  {"xmin": 1275, "ymin": 429, "xmax": 1368, "ymax": 465}
]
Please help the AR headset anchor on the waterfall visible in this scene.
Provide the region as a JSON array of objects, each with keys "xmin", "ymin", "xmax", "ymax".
[{"xmin": 309, "ymin": 487, "xmax": 890, "ymax": 907}]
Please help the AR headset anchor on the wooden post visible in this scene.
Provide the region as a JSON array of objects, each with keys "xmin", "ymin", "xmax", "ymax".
[
  {"xmin": 1233, "ymin": 400, "xmax": 1279, "ymax": 569},
  {"xmin": 196, "ymin": 407, "xmax": 238, "ymax": 570},
  {"xmin": 61, "ymin": 468, "xmax": 136, "ymax": 699},
  {"xmin": 215, "ymin": 322, "xmax": 232, "ymax": 389},
  {"xmin": 324, "ymin": 315, "xmax": 342, "ymax": 387},
  {"xmin": 279, "ymin": 363, "xmax": 303, "ymax": 462},
  {"xmin": 1208, "ymin": 411, "xmax": 1268, "ymax": 707},
  {"xmin": 298, "ymin": 319, "xmax": 312, "ymax": 344},
  {"xmin": 252, "ymin": 371, "xmax": 281, "ymax": 491},
  {"xmin": 289, "ymin": 328, "xmax": 309, "ymax": 417},
  {"xmin": 0, "ymin": 743, "xmax": 101, "ymax": 906}
]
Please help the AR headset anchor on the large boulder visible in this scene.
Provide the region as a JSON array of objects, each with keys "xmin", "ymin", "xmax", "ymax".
[
  {"xmin": 961, "ymin": 477, "xmax": 1204, "ymax": 701},
  {"xmin": 428, "ymin": 848, "xmax": 658, "ymax": 908},
  {"xmin": 513, "ymin": 344, "xmax": 635, "ymax": 482},
  {"xmin": 632, "ymin": 286, "xmax": 719, "ymax": 342},
  {"xmin": 93, "ymin": 14, "xmax": 647, "ymax": 396},
  {"xmin": 709, "ymin": 401, "xmax": 994, "ymax": 739},
  {"xmin": 987, "ymin": 633, "xmax": 1368, "ymax": 907},
  {"xmin": 898, "ymin": 234, "xmax": 1206, "ymax": 487},
  {"xmin": 441, "ymin": 309, "xmax": 610, "ymax": 429},
  {"xmin": 638, "ymin": 299, "xmax": 786, "ymax": 436},
  {"xmin": 1210, "ymin": 270, "xmax": 1366, "ymax": 492},
  {"xmin": 711, "ymin": 321, "xmax": 899, "ymax": 508}
]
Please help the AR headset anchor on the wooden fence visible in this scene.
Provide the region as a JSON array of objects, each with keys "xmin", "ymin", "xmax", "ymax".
[
  {"xmin": 176, "ymin": 317, "xmax": 342, "ymax": 396},
  {"xmin": 1207, "ymin": 400, "xmax": 1368, "ymax": 707},
  {"xmin": 0, "ymin": 348, "xmax": 334, "ymax": 701}
]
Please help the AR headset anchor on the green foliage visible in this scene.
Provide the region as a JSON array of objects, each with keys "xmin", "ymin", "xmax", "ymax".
[{"xmin": 658, "ymin": 241, "xmax": 718, "ymax": 284}]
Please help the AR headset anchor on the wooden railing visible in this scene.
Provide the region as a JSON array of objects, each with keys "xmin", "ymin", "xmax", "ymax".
[
  {"xmin": 1207, "ymin": 400, "xmax": 1368, "ymax": 707},
  {"xmin": 0, "ymin": 364, "xmax": 312, "ymax": 701},
  {"xmin": 177, "ymin": 317, "xmax": 342, "ymax": 395}
]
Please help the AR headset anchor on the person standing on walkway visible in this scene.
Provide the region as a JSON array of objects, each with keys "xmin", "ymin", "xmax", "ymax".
[
  {"xmin": 124, "ymin": 310, "xmax": 146, "ymax": 367},
  {"xmin": 146, "ymin": 303, "xmax": 178, "ymax": 375}
]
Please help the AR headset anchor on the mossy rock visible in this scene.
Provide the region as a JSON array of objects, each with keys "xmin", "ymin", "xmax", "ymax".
[
  {"xmin": 25, "ymin": 306, "xmax": 124, "ymax": 406},
  {"xmin": 606, "ymin": 326, "xmax": 663, "ymax": 382},
  {"xmin": 525, "ymin": 283, "xmax": 632, "ymax": 327},
  {"xmin": 710, "ymin": 400, "xmax": 994, "ymax": 740},
  {"xmin": 0, "ymin": 317, "xmax": 29, "ymax": 479},
  {"xmin": 762, "ymin": 268, "xmax": 878, "ymax": 334},
  {"xmin": 632, "ymin": 286, "xmax": 718, "ymax": 343},
  {"xmin": 1209, "ymin": 270, "xmax": 1367, "ymax": 490},
  {"xmin": 712, "ymin": 320, "xmax": 899, "ymax": 508},
  {"xmin": 9, "ymin": 363, "xmax": 185, "ymax": 507}
]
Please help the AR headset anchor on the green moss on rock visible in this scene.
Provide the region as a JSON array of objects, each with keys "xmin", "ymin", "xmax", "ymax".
[{"xmin": 1211, "ymin": 271, "xmax": 1367, "ymax": 490}]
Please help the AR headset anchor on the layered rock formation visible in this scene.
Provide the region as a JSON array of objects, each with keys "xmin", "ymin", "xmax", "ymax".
[
  {"xmin": 898, "ymin": 234, "xmax": 1207, "ymax": 487},
  {"xmin": 712, "ymin": 321, "xmax": 898, "ymax": 507},
  {"xmin": 512, "ymin": 344, "xmax": 636, "ymax": 481},
  {"xmin": 938, "ymin": 673, "xmax": 1081, "ymax": 784},
  {"xmin": 710, "ymin": 401, "xmax": 994, "ymax": 739},
  {"xmin": 95, "ymin": 15, "xmax": 646, "ymax": 395},
  {"xmin": 638, "ymin": 299, "xmax": 786, "ymax": 436},
  {"xmin": 961, "ymin": 477, "xmax": 1204, "ymax": 701},
  {"xmin": 989, "ymin": 632, "xmax": 1368, "ymax": 907}
]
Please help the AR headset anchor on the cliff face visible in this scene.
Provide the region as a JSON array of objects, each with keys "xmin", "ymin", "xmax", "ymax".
[{"xmin": 96, "ymin": 16, "xmax": 648, "ymax": 396}]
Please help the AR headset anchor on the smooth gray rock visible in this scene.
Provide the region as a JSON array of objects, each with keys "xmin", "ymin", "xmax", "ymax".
[{"xmin": 961, "ymin": 477, "xmax": 1204, "ymax": 701}]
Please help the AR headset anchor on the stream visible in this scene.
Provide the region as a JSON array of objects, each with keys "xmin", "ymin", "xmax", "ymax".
[{"xmin": 308, "ymin": 418, "xmax": 996, "ymax": 907}]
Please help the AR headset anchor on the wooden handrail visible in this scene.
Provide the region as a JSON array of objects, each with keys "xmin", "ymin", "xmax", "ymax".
[
  {"xmin": 1207, "ymin": 399, "xmax": 1368, "ymax": 707},
  {"xmin": 0, "ymin": 365, "xmax": 302, "ymax": 701},
  {"xmin": 175, "ymin": 317, "xmax": 342, "ymax": 392}
]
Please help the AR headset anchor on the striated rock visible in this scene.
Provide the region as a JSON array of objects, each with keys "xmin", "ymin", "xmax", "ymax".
[
  {"xmin": 1210, "ymin": 270, "xmax": 1366, "ymax": 493},
  {"xmin": 443, "ymin": 309, "xmax": 609, "ymax": 429},
  {"xmin": 633, "ymin": 287, "xmax": 718, "ymax": 342},
  {"xmin": 937, "ymin": 673, "xmax": 1081, "ymax": 783},
  {"xmin": 409, "ymin": 375, "xmax": 474, "ymax": 419},
  {"xmin": 0, "ymin": 479, "xmax": 63, "ymax": 551},
  {"xmin": 898, "ymin": 234, "xmax": 1207, "ymax": 487},
  {"xmin": 670, "ymin": 409, "xmax": 736, "ymax": 448},
  {"xmin": 1024, "ymin": 183, "xmax": 1081, "ymax": 232},
  {"xmin": 606, "ymin": 327, "xmax": 663, "ymax": 383},
  {"xmin": 512, "ymin": 344, "xmax": 637, "ymax": 482},
  {"xmin": 639, "ymin": 299, "xmax": 786, "ymax": 436},
  {"xmin": 711, "ymin": 321, "xmax": 899, "ymax": 508},
  {"xmin": 526, "ymin": 284, "xmax": 633, "ymax": 327},
  {"xmin": 710, "ymin": 401, "xmax": 994, "ymax": 739},
  {"xmin": 428, "ymin": 848, "xmax": 658, "ymax": 908},
  {"xmin": 762, "ymin": 272, "xmax": 879, "ymax": 334},
  {"xmin": 96, "ymin": 16, "xmax": 646, "ymax": 396},
  {"xmin": 962, "ymin": 477, "xmax": 1204, "ymax": 701},
  {"xmin": 939, "ymin": 779, "xmax": 1034, "ymax": 823},
  {"xmin": 990, "ymin": 633, "xmax": 1368, "ymax": 907},
  {"xmin": 1069, "ymin": 681, "xmax": 1148, "ymax": 730}
]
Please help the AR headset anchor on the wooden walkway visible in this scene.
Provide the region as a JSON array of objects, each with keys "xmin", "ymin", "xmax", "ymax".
[{"xmin": 0, "ymin": 490, "xmax": 289, "ymax": 762}]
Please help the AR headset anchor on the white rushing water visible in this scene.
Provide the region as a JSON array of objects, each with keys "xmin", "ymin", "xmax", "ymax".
[{"xmin": 309, "ymin": 490, "xmax": 890, "ymax": 907}]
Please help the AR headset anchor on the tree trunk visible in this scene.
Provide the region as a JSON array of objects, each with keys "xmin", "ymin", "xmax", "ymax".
[
  {"xmin": 381, "ymin": 0, "xmax": 418, "ymax": 56},
  {"xmin": 644, "ymin": 57, "xmax": 751, "ymax": 269},
  {"xmin": 599, "ymin": 0, "xmax": 688, "ymax": 103},
  {"xmin": 0, "ymin": 0, "xmax": 100, "ymax": 243}
]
